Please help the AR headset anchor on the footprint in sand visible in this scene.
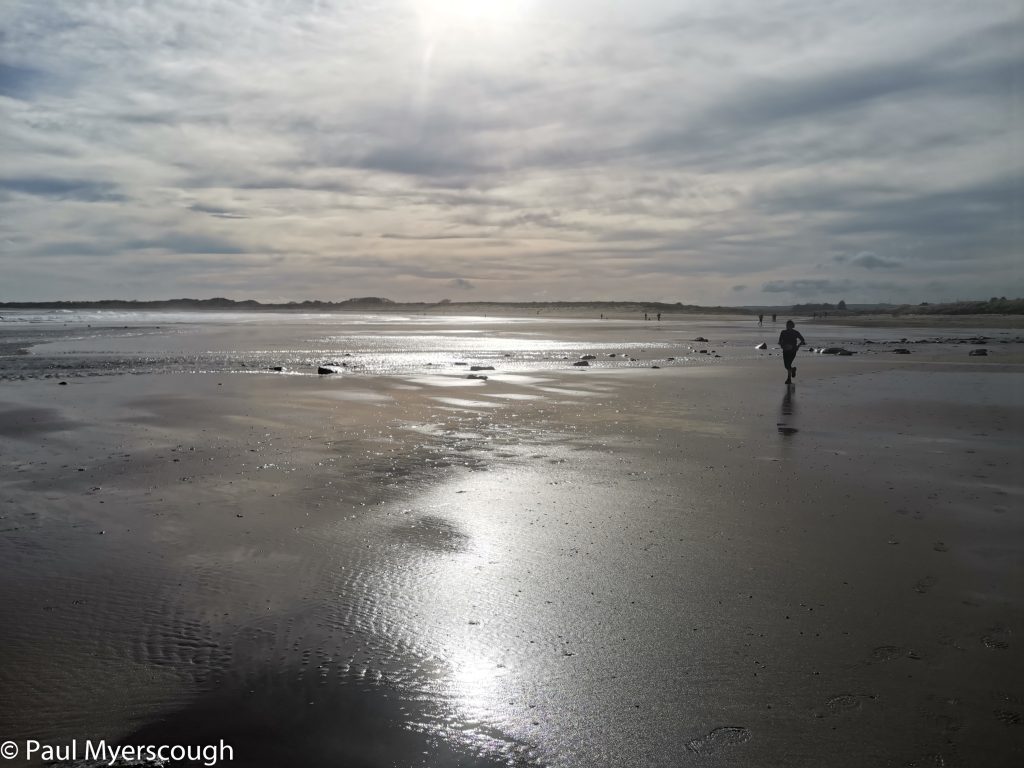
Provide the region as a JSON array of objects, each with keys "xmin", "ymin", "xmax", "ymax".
[
  {"xmin": 994, "ymin": 710, "xmax": 1022, "ymax": 726},
  {"xmin": 982, "ymin": 625, "xmax": 1011, "ymax": 650},
  {"xmin": 869, "ymin": 645, "xmax": 922, "ymax": 662},
  {"xmin": 823, "ymin": 693, "xmax": 875, "ymax": 716},
  {"xmin": 685, "ymin": 726, "xmax": 752, "ymax": 756},
  {"xmin": 914, "ymin": 576, "xmax": 937, "ymax": 594}
]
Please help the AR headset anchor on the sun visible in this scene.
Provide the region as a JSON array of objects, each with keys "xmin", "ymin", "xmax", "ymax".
[{"xmin": 412, "ymin": 0, "xmax": 534, "ymax": 35}]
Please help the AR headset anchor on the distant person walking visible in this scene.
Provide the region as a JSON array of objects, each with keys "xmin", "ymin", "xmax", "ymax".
[
  {"xmin": 758, "ymin": 314, "xmax": 764, "ymax": 327},
  {"xmin": 779, "ymin": 320, "xmax": 805, "ymax": 385},
  {"xmin": 771, "ymin": 313, "xmax": 777, "ymax": 323}
]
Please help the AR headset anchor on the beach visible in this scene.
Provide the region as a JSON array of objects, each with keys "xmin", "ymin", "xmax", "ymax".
[{"xmin": 0, "ymin": 312, "xmax": 1021, "ymax": 767}]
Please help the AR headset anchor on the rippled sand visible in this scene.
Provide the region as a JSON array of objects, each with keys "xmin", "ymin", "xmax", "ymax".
[{"xmin": 1, "ymin": 316, "xmax": 1022, "ymax": 767}]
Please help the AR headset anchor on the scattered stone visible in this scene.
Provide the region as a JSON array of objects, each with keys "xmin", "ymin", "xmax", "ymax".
[
  {"xmin": 893, "ymin": 348, "xmax": 911, "ymax": 354},
  {"xmin": 969, "ymin": 349, "xmax": 988, "ymax": 356},
  {"xmin": 58, "ymin": 381, "xmax": 68, "ymax": 385},
  {"xmin": 317, "ymin": 366, "xmax": 339, "ymax": 375},
  {"xmin": 269, "ymin": 366, "xmax": 284, "ymax": 372},
  {"xmin": 453, "ymin": 362, "xmax": 468, "ymax": 366},
  {"xmin": 573, "ymin": 360, "xmax": 590, "ymax": 367},
  {"xmin": 580, "ymin": 354, "xmax": 596, "ymax": 360},
  {"xmin": 819, "ymin": 347, "xmax": 851, "ymax": 355},
  {"xmin": 651, "ymin": 365, "xmax": 660, "ymax": 369},
  {"xmin": 693, "ymin": 337, "xmax": 709, "ymax": 342},
  {"xmin": 470, "ymin": 365, "xmax": 495, "ymax": 371},
  {"xmin": 699, "ymin": 349, "xmax": 708, "ymax": 354},
  {"xmin": 755, "ymin": 342, "xmax": 767, "ymax": 350},
  {"xmin": 466, "ymin": 374, "xmax": 488, "ymax": 380}
]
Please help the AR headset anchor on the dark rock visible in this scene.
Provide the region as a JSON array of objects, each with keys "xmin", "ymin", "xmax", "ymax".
[
  {"xmin": 470, "ymin": 365, "xmax": 495, "ymax": 371},
  {"xmin": 580, "ymin": 354, "xmax": 597, "ymax": 360},
  {"xmin": 837, "ymin": 350, "xmax": 855, "ymax": 356},
  {"xmin": 453, "ymin": 362, "xmax": 468, "ymax": 366},
  {"xmin": 572, "ymin": 360, "xmax": 590, "ymax": 367},
  {"xmin": 893, "ymin": 348, "xmax": 911, "ymax": 354},
  {"xmin": 58, "ymin": 381, "xmax": 68, "ymax": 385},
  {"xmin": 317, "ymin": 366, "xmax": 339, "ymax": 375},
  {"xmin": 820, "ymin": 347, "xmax": 854, "ymax": 355},
  {"xmin": 699, "ymin": 349, "xmax": 708, "ymax": 354},
  {"xmin": 466, "ymin": 374, "xmax": 488, "ymax": 380},
  {"xmin": 755, "ymin": 342, "xmax": 767, "ymax": 350},
  {"xmin": 269, "ymin": 366, "xmax": 284, "ymax": 372},
  {"xmin": 693, "ymin": 337, "xmax": 709, "ymax": 342},
  {"xmin": 651, "ymin": 365, "xmax": 660, "ymax": 369},
  {"xmin": 969, "ymin": 348, "xmax": 988, "ymax": 356}
]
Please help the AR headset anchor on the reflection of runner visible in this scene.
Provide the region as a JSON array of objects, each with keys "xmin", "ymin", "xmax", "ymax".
[{"xmin": 778, "ymin": 320, "xmax": 805, "ymax": 385}]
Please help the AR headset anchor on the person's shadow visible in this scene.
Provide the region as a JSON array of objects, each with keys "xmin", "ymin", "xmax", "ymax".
[{"xmin": 777, "ymin": 387, "xmax": 798, "ymax": 435}]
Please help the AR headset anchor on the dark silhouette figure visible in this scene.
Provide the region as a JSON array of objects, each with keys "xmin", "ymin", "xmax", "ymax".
[
  {"xmin": 778, "ymin": 320, "xmax": 805, "ymax": 385},
  {"xmin": 771, "ymin": 313, "xmax": 777, "ymax": 323},
  {"xmin": 758, "ymin": 314, "xmax": 764, "ymax": 327},
  {"xmin": 657, "ymin": 313, "xmax": 661, "ymax": 321}
]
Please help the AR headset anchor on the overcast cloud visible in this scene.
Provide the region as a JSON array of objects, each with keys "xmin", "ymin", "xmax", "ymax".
[{"xmin": 1, "ymin": 0, "xmax": 1020, "ymax": 303}]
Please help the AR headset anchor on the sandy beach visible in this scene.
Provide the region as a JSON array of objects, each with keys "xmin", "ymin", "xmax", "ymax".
[{"xmin": 0, "ymin": 313, "xmax": 1021, "ymax": 767}]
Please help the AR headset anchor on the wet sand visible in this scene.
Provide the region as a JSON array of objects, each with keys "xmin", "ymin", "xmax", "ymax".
[{"xmin": 1, "ymin": 336, "xmax": 1022, "ymax": 766}]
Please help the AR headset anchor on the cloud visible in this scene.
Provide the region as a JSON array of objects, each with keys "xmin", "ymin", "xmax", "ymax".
[
  {"xmin": 0, "ymin": 176, "xmax": 124, "ymax": 202},
  {"xmin": 123, "ymin": 234, "xmax": 250, "ymax": 255},
  {"xmin": 837, "ymin": 251, "xmax": 899, "ymax": 269},
  {"xmin": 0, "ymin": 1, "xmax": 1020, "ymax": 302},
  {"xmin": 762, "ymin": 279, "xmax": 855, "ymax": 295}
]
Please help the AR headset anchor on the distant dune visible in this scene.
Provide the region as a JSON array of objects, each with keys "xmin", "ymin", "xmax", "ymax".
[{"xmin": 1, "ymin": 296, "xmax": 1022, "ymax": 322}]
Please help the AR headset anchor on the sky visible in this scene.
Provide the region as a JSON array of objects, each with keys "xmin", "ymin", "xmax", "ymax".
[{"xmin": 1, "ymin": 0, "xmax": 1021, "ymax": 305}]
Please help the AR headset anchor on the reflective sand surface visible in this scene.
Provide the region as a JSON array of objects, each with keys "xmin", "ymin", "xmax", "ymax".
[{"xmin": 1, "ymin": 313, "xmax": 1022, "ymax": 767}]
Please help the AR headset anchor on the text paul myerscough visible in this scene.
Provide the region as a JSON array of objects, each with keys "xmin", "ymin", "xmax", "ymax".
[{"xmin": 1, "ymin": 739, "xmax": 233, "ymax": 766}]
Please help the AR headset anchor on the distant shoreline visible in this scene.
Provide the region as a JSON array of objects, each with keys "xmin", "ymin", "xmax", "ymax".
[{"xmin": 2, "ymin": 298, "xmax": 1024, "ymax": 328}]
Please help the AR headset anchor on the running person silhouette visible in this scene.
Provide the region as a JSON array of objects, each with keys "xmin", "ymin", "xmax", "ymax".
[{"xmin": 778, "ymin": 320, "xmax": 805, "ymax": 385}]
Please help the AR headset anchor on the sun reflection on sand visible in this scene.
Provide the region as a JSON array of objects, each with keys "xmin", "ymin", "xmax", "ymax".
[{"xmin": 448, "ymin": 647, "xmax": 507, "ymax": 709}]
